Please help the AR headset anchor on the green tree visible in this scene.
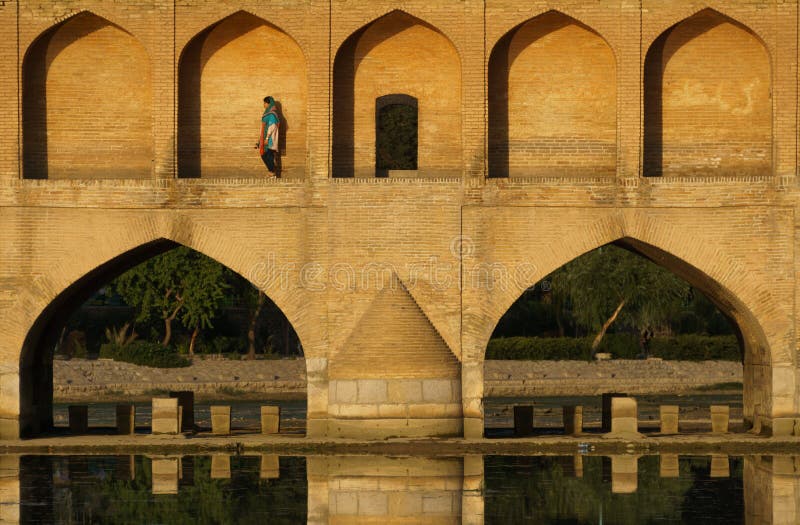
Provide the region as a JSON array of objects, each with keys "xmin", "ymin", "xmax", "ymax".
[
  {"xmin": 549, "ymin": 244, "xmax": 689, "ymax": 356},
  {"xmin": 111, "ymin": 247, "xmax": 229, "ymax": 354}
]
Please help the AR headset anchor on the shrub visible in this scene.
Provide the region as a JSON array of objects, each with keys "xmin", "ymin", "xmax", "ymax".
[
  {"xmin": 486, "ymin": 334, "xmax": 741, "ymax": 361},
  {"xmin": 204, "ymin": 336, "xmax": 247, "ymax": 356},
  {"xmin": 99, "ymin": 340, "xmax": 190, "ymax": 368}
]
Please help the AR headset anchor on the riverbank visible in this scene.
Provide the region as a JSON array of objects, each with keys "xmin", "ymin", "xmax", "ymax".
[{"xmin": 53, "ymin": 358, "xmax": 742, "ymax": 402}]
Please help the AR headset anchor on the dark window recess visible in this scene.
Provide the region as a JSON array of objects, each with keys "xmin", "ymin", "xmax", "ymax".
[{"xmin": 376, "ymin": 95, "xmax": 418, "ymax": 172}]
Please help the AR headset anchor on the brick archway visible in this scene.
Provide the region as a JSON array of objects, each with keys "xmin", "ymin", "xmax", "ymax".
[
  {"xmin": 2, "ymin": 215, "xmax": 315, "ymax": 438},
  {"xmin": 461, "ymin": 210, "xmax": 789, "ymax": 437}
]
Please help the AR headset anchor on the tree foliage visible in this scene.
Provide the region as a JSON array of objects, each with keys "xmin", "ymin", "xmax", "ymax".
[{"xmin": 110, "ymin": 247, "xmax": 230, "ymax": 350}]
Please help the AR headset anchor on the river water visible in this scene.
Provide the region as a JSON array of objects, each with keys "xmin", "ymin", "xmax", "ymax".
[{"xmin": 2, "ymin": 453, "xmax": 789, "ymax": 523}]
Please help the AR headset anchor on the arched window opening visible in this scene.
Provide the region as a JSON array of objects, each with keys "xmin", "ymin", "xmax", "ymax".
[
  {"xmin": 20, "ymin": 241, "xmax": 306, "ymax": 438},
  {"xmin": 483, "ymin": 241, "xmax": 757, "ymax": 438},
  {"xmin": 376, "ymin": 94, "xmax": 418, "ymax": 175}
]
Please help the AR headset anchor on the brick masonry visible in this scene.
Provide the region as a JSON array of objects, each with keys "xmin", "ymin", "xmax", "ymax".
[{"xmin": 0, "ymin": 1, "xmax": 798, "ymax": 439}]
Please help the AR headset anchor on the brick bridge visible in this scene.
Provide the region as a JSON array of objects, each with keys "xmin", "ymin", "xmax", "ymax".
[{"xmin": 0, "ymin": 0, "xmax": 798, "ymax": 439}]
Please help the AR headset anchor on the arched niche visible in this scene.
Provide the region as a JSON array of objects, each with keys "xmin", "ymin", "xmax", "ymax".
[
  {"xmin": 332, "ymin": 11, "xmax": 462, "ymax": 178},
  {"xmin": 178, "ymin": 12, "xmax": 307, "ymax": 179},
  {"xmin": 488, "ymin": 11, "xmax": 616, "ymax": 178},
  {"xmin": 643, "ymin": 9, "xmax": 772, "ymax": 177},
  {"xmin": 22, "ymin": 12, "xmax": 153, "ymax": 179}
]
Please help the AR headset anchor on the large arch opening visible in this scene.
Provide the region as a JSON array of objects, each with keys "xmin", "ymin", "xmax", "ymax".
[
  {"xmin": 488, "ymin": 11, "xmax": 616, "ymax": 178},
  {"xmin": 643, "ymin": 9, "xmax": 772, "ymax": 177},
  {"xmin": 177, "ymin": 11, "xmax": 307, "ymax": 179},
  {"xmin": 482, "ymin": 238, "xmax": 770, "ymax": 436},
  {"xmin": 19, "ymin": 240, "xmax": 306, "ymax": 438},
  {"xmin": 332, "ymin": 10, "xmax": 462, "ymax": 178},
  {"xmin": 22, "ymin": 12, "xmax": 153, "ymax": 180}
]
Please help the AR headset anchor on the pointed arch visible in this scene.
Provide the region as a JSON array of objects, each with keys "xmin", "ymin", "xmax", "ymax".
[
  {"xmin": 487, "ymin": 10, "xmax": 617, "ymax": 178},
  {"xmin": 643, "ymin": 8, "xmax": 772, "ymax": 177},
  {"xmin": 6, "ymin": 216, "xmax": 314, "ymax": 437},
  {"xmin": 22, "ymin": 11, "xmax": 153, "ymax": 180},
  {"xmin": 332, "ymin": 10, "xmax": 462, "ymax": 178},
  {"xmin": 177, "ymin": 11, "xmax": 308, "ymax": 179}
]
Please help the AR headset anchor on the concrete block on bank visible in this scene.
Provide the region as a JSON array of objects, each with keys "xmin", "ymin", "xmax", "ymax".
[
  {"xmin": 68, "ymin": 405, "xmax": 88, "ymax": 435},
  {"xmin": 151, "ymin": 398, "xmax": 180, "ymax": 434},
  {"xmin": 660, "ymin": 454, "xmax": 680, "ymax": 478},
  {"xmin": 261, "ymin": 406, "xmax": 280, "ymax": 434},
  {"xmin": 602, "ymin": 393, "xmax": 628, "ymax": 432},
  {"xmin": 770, "ymin": 417, "xmax": 798, "ymax": 436},
  {"xmin": 116, "ymin": 404, "xmax": 135, "ymax": 435},
  {"xmin": 711, "ymin": 405, "xmax": 730, "ymax": 433},
  {"xmin": 211, "ymin": 406, "xmax": 231, "ymax": 435},
  {"xmin": 710, "ymin": 455, "xmax": 730, "ymax": 478},
  {"xmin": 513, "ymin": 406, "xmax": 534, "ymax": 437},
  {"xmin": 260, "ymin": 454, "xmax": 280, "ymax": 479},
  {"xmin": 563, "ymin": 405, "xmax": 583, "ymax": 435},
  {"xmin": 608, "ymin": 397, "xmax": 639, "ymax": 436},
  {"xmin": 660, "ymin": 405, "xmax": 679, "ymax": 434},
  {"xmin": 169, "ymin": 391, "xmax": 194, "ymax": 431},
  {"xmin": 210, "ymin": 455, "xmax": 230, "ymax": 479}
]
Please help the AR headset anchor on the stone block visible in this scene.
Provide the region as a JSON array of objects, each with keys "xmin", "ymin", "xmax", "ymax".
[
  {"xmin": 422, "ymin": 379, "xmax": 453, "ymax": 403},
  {"xmin": 358, "ymin": 492, "xmax": 388, "ymax": 515},
  {"xmin": 660, "ymin": 405, "xmax": 679, "ymax": 434},
  {"xmin": 422, "ymin": 493, "xmax": 453, "ymax": 514},
  {"xmin": 710, "ymin": 455, "xmax": 730, "ymax": 478},
  {"xmin": 463, "ymin": 417, "xmax": 484, "ymax": 439},
  {"xmin": 260, "ymin": 454, "xmax": 279, "ymax": 479},
  {"xmin": 151, "ymin": 398, "xmax": 179, "ymax": 435},
  {"xmin": 770, "ymin": 417, "xmax": 797, "ymax": 436},
  {"xmin": 68, "ymin": 405, "xmax": 88, "ymax": 435},
  {"xmin": 334, "ymin": 492, "xmax": 358, "ymax": 515},
  {"xmin": 260, "ymin": 405, "xmax": 280, "ymax": 434},
  {"xmin": 388, "ymin": 380, "xmax": 423, "ymax": 403},
  {"xmin": 602, "ymin": 393, "xmax": 627, "ymax": 432},
  {"xmin": 210, "ymin": 406, "xmax": 231, "ymax": 435},
  {"xmin": 169, "ymin": 391, "xmax": 194, "ymax": 431},
  {"xmin": 388, "ymin": 492, "xmax": 423, "ymax": 516},
  {"xmin": 711, "ymin": 405, "xmax": 730, "ymax": 433},
  {"xmin": 357, "ymin": 380, "xmax": 388, "ymax": 403},
  {"xmin": 563, "ymin": 405, "xmax": 582, "ymax": 435},
  {"xmin": 609, "ymin": 397, "xmax": 638, "ymax": 435},
  {"xmin": 513, "ymin": 406, "xmax": 534, "ymax": 437},
  {"xmin": 116, "ymin": 404, "xmax": 135, "ymax": 435},
  {"xmin": 210, "ymin": 455, "xmax": 230, "ymax": 479},
  {"xmin": 660, "ymin": 454, "xmax": 680, "ymax": 478},
  {"xmin": 333, "ymin": 380, "xmax": 357, "ymax": 404}
]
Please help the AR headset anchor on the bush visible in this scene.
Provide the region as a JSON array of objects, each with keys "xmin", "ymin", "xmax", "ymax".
[
  {"xmin": 99, "ymin": 340, "xmax": 190, "ymax": 368},
  {"xmin": 486, "ymin": 334, "xmax": 741, "ymax": 361},
  {"xmin": 204, "ymin": 336, "xmax": 247, "ymax": 356}
]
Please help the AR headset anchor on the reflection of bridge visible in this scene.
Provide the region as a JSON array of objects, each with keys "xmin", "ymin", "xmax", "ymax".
[
  {"xmin": 0, "ymin": 454, "xmax": 798, "ymax": 523},
  {"xmin": 0, "ymin": 1, "xmax": 798, "ymax": 439}
]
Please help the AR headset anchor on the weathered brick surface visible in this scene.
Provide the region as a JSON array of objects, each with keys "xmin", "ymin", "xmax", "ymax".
[{"xmin": 0, "ymin": 1, "xmax": 799, "ymax": 439}]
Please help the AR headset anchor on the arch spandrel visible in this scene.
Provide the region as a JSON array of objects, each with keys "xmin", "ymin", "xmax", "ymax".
[
  {"xmin": 462, "ymin": 211, "xmax": 783, "ymax": 368},
  {"xmin": 5, "ymin": 215, "xmax": 318, "ymax": 365}
]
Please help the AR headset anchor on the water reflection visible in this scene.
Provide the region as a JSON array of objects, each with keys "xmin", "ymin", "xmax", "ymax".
[{"xmin": 0, "ymin": 454, "xmax": 796, "ymax": 523}]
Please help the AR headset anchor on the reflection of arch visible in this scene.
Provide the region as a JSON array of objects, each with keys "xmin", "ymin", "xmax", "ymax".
[
  {"xmin": 467, "ymin": 213, "xmax": 783, "ymax": 429},
  {"xmin": 332, "ymin": 10, "xmax": 462, "ymax": 178},
  {"xmin": 12, "ymin": 218, "xmax": 310, "ymax": 437},
  {"xmin": 178, "ymin": 11, "xmax": 307, "ymax": 179},
  {"xmin": 643, "ymin": 9, "xmax": 772, "ymax": 177},
  {"xmin": 488, "ymin": 10, "xmax": 616, "ymax": 178},
  {"xmin": 22, "ymin": 12, "xmax": 153, "ymax": 180}
]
